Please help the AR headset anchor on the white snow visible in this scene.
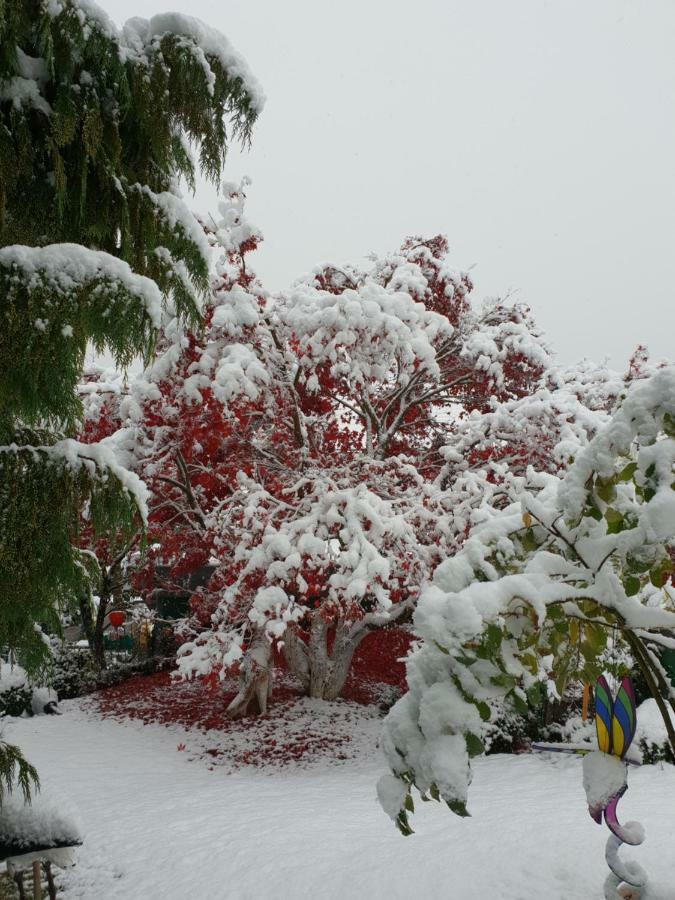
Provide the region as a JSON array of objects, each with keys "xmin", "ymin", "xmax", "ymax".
[
  {"xmin": 0, "ymin": 439, "xmax": 150, "ymax": 522},
  {"xmin": 636, "ymin": 699, "xmax": 675, "ymax": 751},
  {"xmin": 0, "ymin": 663, "xmax": 28, "ymax": 694},
  {"xmin": 0, "ymin": 789, "xmax": 82, "ymax": 853},
  {"xmin": 0, "ymin": 244, "xmax": 163, "ymax": 328},
  {"xmin": 582, "ymin": 751, "xmax": 627, "ymax": 812},
  {"xmin": 4, "ymin": 701, "xmax": 675, "ymax": 898},
  {"xmin": 122, "ymin": 13, "xmax": 265, "ymax": 112}
]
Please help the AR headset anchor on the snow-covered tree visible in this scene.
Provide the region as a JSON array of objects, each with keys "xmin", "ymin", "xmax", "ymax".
[
  {"xmin": 95, "ymin": 184, "xmax": 556, "ymax": 715},
  {"xmin": 0, "ymin": 0, "xmax": 263, "ymax": 674},
  {"xmin": 378, "ymin": 367, "xmax": 675, "ymax": 834}
]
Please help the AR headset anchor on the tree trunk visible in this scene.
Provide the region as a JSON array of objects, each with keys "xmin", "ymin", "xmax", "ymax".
[
  {"xmin": 283, "ymin": 613, "xmax": 367, "ymax": 701},
  {"xmin": 282, "ymin": 628, "xmax": 310, "ymax": 692},
  {"xmin": 78, "ymin": 591, "xmax": 95, "ymax": 647},
  {"xmin": 90, "ymin": 585, "xmax": 109, "ymax": 670},
  {"xmin": 226, "ymin": 631, "xmax": 273, "ymax": 718},
  {"xmin": 321, "ymin": 623, "xmax": 363, "ymax": 700}
]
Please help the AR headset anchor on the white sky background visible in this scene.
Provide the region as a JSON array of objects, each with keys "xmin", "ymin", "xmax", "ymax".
[{"xmin": 110, "ymin": 0, "xmax": 675, "ymax": 368}]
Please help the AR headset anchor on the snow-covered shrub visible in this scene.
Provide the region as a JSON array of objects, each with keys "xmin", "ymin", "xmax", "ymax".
[
  {"xmin": 485, "ymin": 682, "xmax": 590, "ymax": 754},
  {"xmin": 379, "ymin": 368, "xmax": 675, "ymax": 833},
  {"xmin": 483, "ymin": 688, "xmax": 547, "ymax": 754},
  {"xmin": 636, "ymin": 699, "xmax": 675, "ymax": 765},
  {"xmin": 49, "ymin": 643, "xmax": 97, "ymax": 700},
  {"xmin": 0, "ymin": 665, "xmax": 32, "ymax": 717}
]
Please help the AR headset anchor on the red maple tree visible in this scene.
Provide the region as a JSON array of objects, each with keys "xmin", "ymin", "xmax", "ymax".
[{"xmin": 83, "ymin": 182, "xmax": 553, "ymax": 713}]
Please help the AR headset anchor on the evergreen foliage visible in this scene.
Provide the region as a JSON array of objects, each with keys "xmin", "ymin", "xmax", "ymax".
[
  {"xmin": 0, "ymin": 740, "xmax": 39, "ymax": 806},
  {"xmin": 0, "ymin": 0, "xmax": 262, "ymax": 675}
]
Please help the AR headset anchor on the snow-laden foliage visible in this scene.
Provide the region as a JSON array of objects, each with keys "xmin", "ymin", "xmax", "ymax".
[
  {"xmin": 380, "ymin": 368, "xmax": 675, "ymax": 834},
  {"xmin": 0, "ymin": 0, "xmax": 262, "ymax": 676},
  {"xmin": 80, "ymin": 183, "xmax": 572, "ymax": 715}
]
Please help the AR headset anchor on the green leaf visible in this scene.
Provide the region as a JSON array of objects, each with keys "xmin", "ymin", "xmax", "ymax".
[
  {"xmin": 491, "ymin": 672, "xmax": 517, "ymax": 690},
  {"xmin": 526, "ymin": 683, "xmax": 544, "ymax": 706},
  {"xmin": 465, "ymin": 733, "xmax": 485, "ymax": 758},
  {"xmin": 584, "ymin": 502, "xmax": 603, "ymax": 521},
  {"xmin": 446, "ymin": 798, "xmax": 471, "ymax": 818},
  {"xmin": 404, "ymin": 792, "xmax": 415, "ymax": 813},
  {"xmin": 475, "ymin": 701, "xmax": 491, "ymax": 722},
  {"xmin": 618, "ymin": 462, "xmax": 638, "ymax": 482},
  {"xmin": 604, "ymin": 507, "xmax": 623, "ymax": 524},
  {"xmin": 548, "ymin": 605, "xmax": 564, "ymax": 622},
  {"xmin": 596, "ymin": 478, "xmax": 616, "ymax": 503},
  {"xmin": 663, "ymin": 412, "xmax": 675, "ymax": 438},
  {"xmin": 581, "ymin": 624, "xmax": 607, "ymax": 655},
  {"xmin": 649, "ymin": 560, "xmax": 673, "ymax": 588},
  {"xmin": 649, "ymin": 567, "xmax": 668, "ymax": 588},
  {"xmin": 626, "ymin": 555, "xmax": 652, "ymax": 574},
  {"xmin": 456, "ymin": 654, "xmax": 476, "ymax": 667},
  {"xmin": 485, "ymin": 623, "xmax": 503, "ymax": 652},
  {"xmin": 623, "ymin": 575, "xmax": 641, "ymax": 597},
  {"xmin": 395, "ymin": 810, "xmax": 414, "ymax": 836},
  {"xmin": 510, "ymin": 691, "xmax": 528, "ymax": 715},
  {"xmin": 521, "ymin": 528, "xmax": 539, "ymax": 552}
]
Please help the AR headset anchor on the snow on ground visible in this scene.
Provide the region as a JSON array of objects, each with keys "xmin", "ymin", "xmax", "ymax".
[{"xmin": 4, "ymin": 697, "xmax": 675, "ymax": 900}]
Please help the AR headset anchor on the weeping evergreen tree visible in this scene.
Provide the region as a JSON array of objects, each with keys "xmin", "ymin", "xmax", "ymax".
[{"xmin": 0, "ymin": 0, "xmax": 263, "ymax": 796}]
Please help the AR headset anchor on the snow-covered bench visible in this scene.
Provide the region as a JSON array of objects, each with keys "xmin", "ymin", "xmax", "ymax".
[{"xmin": 0, "ymin": 791, "xmax": 82, "ymax": 900}]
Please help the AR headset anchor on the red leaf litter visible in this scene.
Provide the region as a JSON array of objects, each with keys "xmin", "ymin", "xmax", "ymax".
[{"xmin": 88, "ymin": 628, "xmax": 411, "ymax": 770}]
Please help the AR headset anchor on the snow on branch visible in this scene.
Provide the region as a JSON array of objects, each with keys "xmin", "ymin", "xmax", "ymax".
[
  {"xmin": 380, "ymin": 367, "xmax": 675, "ymax": 834},
  {"xmin": 121, "ymin": 13, "xmax": 265, "ymax": 113},
  {"xmin": 0, "ymin": 244, "xmax": 162, "ymax": 327},
  {"xmin": 0, "ymin": 439, "xmax": 149, "ymax": 522}
]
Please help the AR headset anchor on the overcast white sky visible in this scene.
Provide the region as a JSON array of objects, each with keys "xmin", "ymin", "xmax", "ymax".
[{"xmin": 111, "ymin": 0, "xmax": 675, "ymax": 368}]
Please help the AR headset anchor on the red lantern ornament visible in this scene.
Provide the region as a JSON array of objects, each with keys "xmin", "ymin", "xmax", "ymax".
[{"xmin": 108, "ymin": 611, "xmax": 125, "ymax": 628}]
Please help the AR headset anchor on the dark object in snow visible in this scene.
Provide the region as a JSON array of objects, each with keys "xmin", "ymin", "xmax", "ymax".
[
  {"xmin": 41, "ymin": 700, "xmax": 61, "ymax": 716},
  {"xmin": 0, "ymin": 836, "xmax": 80, "ymax": 864}
]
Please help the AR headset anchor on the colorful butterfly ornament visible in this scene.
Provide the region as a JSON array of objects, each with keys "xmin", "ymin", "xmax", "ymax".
[
  {"xmin": 594, "ymin": 675, "xmax": 637, "ymax": 761},
  {"xmin": 533, "ymin": 675, "xmax": 647, "ymax": 896},
  {"xmin": 590, "ymin": 676, "xmax": 647, "ymax": 899}
]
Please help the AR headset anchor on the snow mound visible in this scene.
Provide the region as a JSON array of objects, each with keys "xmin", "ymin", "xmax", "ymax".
[{"xmin": 0, "ymin": 789, "xmax": 82, "ymax": 854}]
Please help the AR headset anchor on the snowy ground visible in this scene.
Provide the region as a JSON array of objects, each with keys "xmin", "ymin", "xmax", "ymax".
[{"xmin": 5, "ymin": 698, "xmax": 675, "ymax": 900}]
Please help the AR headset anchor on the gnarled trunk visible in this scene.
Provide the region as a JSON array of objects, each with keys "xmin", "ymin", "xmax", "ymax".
[
  {"xmin": 231, "ymin": 604, "xmax": 413, "ymax": 715},
  {"xmin": 226, "ymin": 630, "xmax": 273, "ymax": 718},
  {"xmin": 283, "ymin": 612, "xmax": 370, "ymax": 701}
]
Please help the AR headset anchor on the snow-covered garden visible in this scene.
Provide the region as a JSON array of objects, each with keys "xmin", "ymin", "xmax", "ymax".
[
  {"xmin": 2, "ymin": 688, "xmax": 674, "ymax": 899},
  {"xmin": 1, "ymin": 1, "xmax": 675, "ymax": 898}
]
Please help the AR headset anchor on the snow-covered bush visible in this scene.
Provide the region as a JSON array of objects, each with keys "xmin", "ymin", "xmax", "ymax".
[
  {"xmin": 379, "ymin": 368, "xmax": 675, "ymax": 833},
  {"xmin": 636, "ymin": 699, "xmax": 675, "ymax": 765},
  {"xmin": 49, "ymin": 643, "xmax": 97, "ymax": 701},
  {"xmin": 0, "ymin": 665, "xmax": 32, "ymax": 718}
]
